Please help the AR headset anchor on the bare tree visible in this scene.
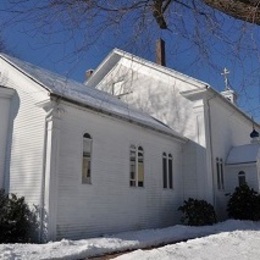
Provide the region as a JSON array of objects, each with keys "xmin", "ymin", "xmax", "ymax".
[
  {"xmin": 1, "ymin": 1, "xmax": 259, "ymax": 47},
  {"xmin": 0, "ymin": 41, "xmax": 5, "ymax": 52},
  {"xmin": 2, "ymin": 1, "xmax": 257, "ymax": 54},
  {"xmin": 0, "ymin": 34, "xmax": 7, "ymax": 53},
  {"xmin": 1, "ymin": 1, "xmax": 260, "ymax": 79},
  {"xmin": 1, "ymin": 0, "xmax": 260, "ymax": 117},
  {"xmin": 204, "ymin": 0, "xmax": 260, "ymax": 25}
]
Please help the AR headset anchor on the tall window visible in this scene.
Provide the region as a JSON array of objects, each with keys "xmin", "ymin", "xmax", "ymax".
[
  {"xmin": 162, "ymin": 153, "xmax": 173, "ymax": 189},
  {"xmin": 216, "ymin": 157, "xmax": 224, "ymax": 190},
  {"xmin": 130, "ymin": 145, "xmax": 144, "ymax": 187},
  {"xmin": 82, "ymin": 133, "xmax": 92, "ymax": 184},
  {"xmin": 238, "ymin": 171, "xmax": 246, "ymax": 186}
]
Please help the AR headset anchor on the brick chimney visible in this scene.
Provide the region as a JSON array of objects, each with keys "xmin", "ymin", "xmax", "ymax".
[{"xmin": 156, "ymin": 38, "xmax": 166, "ymax": 66}]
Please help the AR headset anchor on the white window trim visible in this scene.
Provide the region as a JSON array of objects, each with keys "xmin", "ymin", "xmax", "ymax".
[
  {"xmin": 216, "ymin": 157, "xmax": 224, "ymax": 190},
  {"xmin": 82, "ymin": 133, "xmax": 92, "ymax": 184},
  {"xmin": 238, "ymin": 171, "xmax": 246, "ymax": 186},
  {"xmin": 163, "ymin": 152, "xmax": 174, "ymax": 190},
  {"xmin": 129, "ymin": 145, "xmax": 144, "ymax": 188}
]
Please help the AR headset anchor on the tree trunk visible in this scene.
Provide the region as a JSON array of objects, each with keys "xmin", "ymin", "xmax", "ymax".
[{"xmin": 203, "ymin": 0, "xmax": 260, "ymax": 25}]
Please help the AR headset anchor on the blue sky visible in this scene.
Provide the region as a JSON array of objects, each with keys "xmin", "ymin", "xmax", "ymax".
[{"xmin": 1, "ymin": 1, "xmax": 260, "ymax": 121}]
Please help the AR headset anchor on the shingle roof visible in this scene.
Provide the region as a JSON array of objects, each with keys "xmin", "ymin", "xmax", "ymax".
[
  {"xmin": 226, "ymin": 143, "xmax": 260, "ymax": 165},
  {"xmin": 0, "ymin": 53, "xmax": 185, "ymax": 141}
]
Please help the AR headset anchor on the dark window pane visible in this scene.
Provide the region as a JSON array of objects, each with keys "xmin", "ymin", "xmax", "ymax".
[
  {"xmin": 168, "ymin": 158, "xmax": 173, "ymax": 189},
  {"xmin": 163, "ymin": 156, "xmax": 167, "ymax": 188},
  {"xmin": 216, "ymin": 161, "xmax": 220, "ymax": 190}
]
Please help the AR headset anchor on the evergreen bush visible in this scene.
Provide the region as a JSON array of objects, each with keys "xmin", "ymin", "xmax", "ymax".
[
  {"xmin": 178, "ymin": 198, "xmax": 217, "ymax": 226},
  {"xmin": 0, "ymin": 189, "xmax": 39, "ymax": 243},
  {"xmin": 227, "ymin": 184, "xmax": 260, "ymax": 221}
]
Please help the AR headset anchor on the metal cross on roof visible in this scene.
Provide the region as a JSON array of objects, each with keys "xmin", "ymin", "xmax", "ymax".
[{"xmin": 221, "ymin": 67, "xmax": 230, "ymax": 90}]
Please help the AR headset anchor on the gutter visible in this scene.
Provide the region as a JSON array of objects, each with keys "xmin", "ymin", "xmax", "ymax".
[
  {"xmin": 206, "ymin": 97, "xmax": 216, "ymax": 207},
  {"xmin": 49, "ymin": 93, "xmax": 187, "ymax": 144},
  {"xmin": 226, "ymin": 161, "xmax": 256, "ymax": 166}
]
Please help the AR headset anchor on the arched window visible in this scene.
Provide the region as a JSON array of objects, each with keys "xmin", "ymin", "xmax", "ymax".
[
  {"xmin": 216, "ymin": 157, "xmax": 224, "ymax": 190},
  {"xmin": 138, "ymin": 146, "xmax": 144, "ymax": 187},
  {"xmin": 129, "ymin": 145, "xmax": 144, "ymax": 187},
  {"xmin": 82, "ymin": 133, "xmax": 92, "ymax": 184},
  {"xmin": 238, "ymin": 171, "xmax": 246, "ymax": 186},
  {"xmin": 130, "ymin": 145, "xmax": 136, "ymax": 187},
  {"xmin": 168, "ymin": 154, "xmax": 173, "ymax": 189},
  {"xmin": 162, "ymin": 153, "xmax": 167, "ymax": 188},
  {"xmin": 162, "ymin": 153, "xmax": 173, "ymax": 189}
]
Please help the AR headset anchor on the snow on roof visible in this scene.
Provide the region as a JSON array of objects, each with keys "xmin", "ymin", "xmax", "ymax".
[
  {"xmin": 226, "ymin": 143, "xmax": 260, "ymax": 165},
  {"xmin": 0, "ymin": 53, "xmax": 185, "ymax": 141}
]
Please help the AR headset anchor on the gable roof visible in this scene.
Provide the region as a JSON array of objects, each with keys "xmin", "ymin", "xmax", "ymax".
[
  {"xmin": 226, "ymin": 143, "xmax": 260, "ymax": 165},
  {"xmin": 86, "ymin": 49, "xmax": 259, "ymax": 130},
  {"xmin": 0, "ymin": 53, "xmax": 185, "ymax": 142},
  {"xmin": 86, "ymin": 48, "xmax": 209, "ymax": 89}
]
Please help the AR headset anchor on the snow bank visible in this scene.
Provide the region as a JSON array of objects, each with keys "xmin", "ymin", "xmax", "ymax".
[{"xmin": 0, "ymin": 220, "xmax": 260, "ymax": 260}]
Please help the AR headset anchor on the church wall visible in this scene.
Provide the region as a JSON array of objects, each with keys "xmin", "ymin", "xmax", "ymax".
[
  {"xmin": 209, "ymin": 98, "xmax": 254, "ymax": 217},
  {"xmin": 225, "ymin": 164, "xmax": 258, "ymax": 193},
  {"xmin": 0, "ymin": 60, "xmax": 48, "ymax": 205},
  {"xmin": 95, "ymin": 58, "xmax": 210, "ymax": 206},
  {"xmin": 95, "ymin": 58, "xmax": 203, "ymax": 141},
  {"xmin": 55, "ymin": 101, "xmax": 184, "ymax": 240}
]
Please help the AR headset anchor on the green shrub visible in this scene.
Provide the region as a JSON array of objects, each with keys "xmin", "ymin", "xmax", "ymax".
[
  {"xmin": 227, "ymin": 184, "xmax": 260, "ymax": 221},
  {"xmin": 0, "ymin": 189, "xmax": 39, "ymax": 243},
  {"xmin": 178, "ymin": 198, "xmax": 217, "ymax": 226}
]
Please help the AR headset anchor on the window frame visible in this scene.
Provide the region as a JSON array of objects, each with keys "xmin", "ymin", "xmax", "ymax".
[
  {"xmin": 82, "ymin": 133, "xmax": 92, "ymax": 184},
  {"xmin": 238, "ymin": 171, "xmax": 246, "ymax": 186},
  {"xmin": 129, "ymin": 145, "xmax": 144, "ymax": 188},
  {"xmin": 162, "ymin": 152, "xmax": 174, "ymax": 190},
  {"xmin": 216, "ymin": 157, "xmax": 224, "ymax": 190}
]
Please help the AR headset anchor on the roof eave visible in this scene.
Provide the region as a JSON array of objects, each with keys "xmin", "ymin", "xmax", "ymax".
[
  {"xmin": 50, "ymin": 93, "xmax": 187, "ymax": 143},
  {"xmin": 87, "ymin": 48, "xmax": 209, "ymax": 89},
  {"xmin": 181, "ymin": 86, "xmax": 260, "ymax": 128},
  {"xmin": 226, "ymin": 161, "xmax": 256, "ymax": 166},
  {"xmin": 0, "ymin": 54, "xmax": 52, "ymax": 94}
]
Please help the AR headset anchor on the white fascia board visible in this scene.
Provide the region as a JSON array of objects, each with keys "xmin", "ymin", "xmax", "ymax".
[
  {"xmin": 85, "ymin": 51, "xmax": 121, "ymax": 88},
  {"xmin": 181, "ymin": 86, "xmax": 260, "ymax": 128},
  {"xmin": 53, "ymin": 94, "xmax": 187, "ymax": 144},
  {"xmin": 226, "ymin": 162, "xmax": 256, "ymax": 167},
  {"xmin": 181, "ymin": 87, "xmax": 211, "ymax": 101},
  {"xmin": 0, "ymin": 55, "xmax": 51, "ymax": 94},
  {"xmin": 113, "ymin": 49, "xmax": 209, "ymax": 88},
  {"xmin": 87, "ymin": 48, "xmax": 209, "ymax": 89}
]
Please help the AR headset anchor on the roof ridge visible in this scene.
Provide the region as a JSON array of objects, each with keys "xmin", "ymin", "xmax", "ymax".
[{"xmin": 0, "ymin": 52, "xmax": 185, "ymax": 141}]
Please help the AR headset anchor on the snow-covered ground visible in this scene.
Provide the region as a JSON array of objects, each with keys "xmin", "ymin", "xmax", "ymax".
[{"xmin": 0, "ymin": 220, "xmax": 260, "ymax": 260}]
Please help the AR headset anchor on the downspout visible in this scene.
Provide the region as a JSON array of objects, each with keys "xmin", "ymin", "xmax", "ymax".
[
  {"xmin": 39, "ymin": 107, "xmax": 55, "ymax": 242},
  {"xmin": 206, "ymin": 96, "xmax": 216, "ymax": 207}
]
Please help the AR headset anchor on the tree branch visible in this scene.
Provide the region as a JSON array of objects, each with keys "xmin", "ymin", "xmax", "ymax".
[{"xmin": 203, "ymin": 0, "xmax": 260, "ymax": 25}]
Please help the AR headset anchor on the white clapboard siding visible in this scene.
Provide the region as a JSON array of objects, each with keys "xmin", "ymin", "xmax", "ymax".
[
  {"xmin": 56, "ymin": 101, "xmax": 184, "ymax": 239},
  {"xmin": 96, "ymin": 56, "xmax": 200, "ymax": 142},
  {"xmin": 95, "ymin": 54, "xmax": 211, "ymax": 207},
  {"xmin": 0, "ymin": 59, "xmax": 49, "ymax": 205},
  {"xmin": 209, "ymin": 98, "xmax": 255, "ymax": 217}
]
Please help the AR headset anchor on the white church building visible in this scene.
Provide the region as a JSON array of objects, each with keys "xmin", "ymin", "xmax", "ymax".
[{"xmin": 0, "ymin": 48, "xmax": 260, "ymax": 242}]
